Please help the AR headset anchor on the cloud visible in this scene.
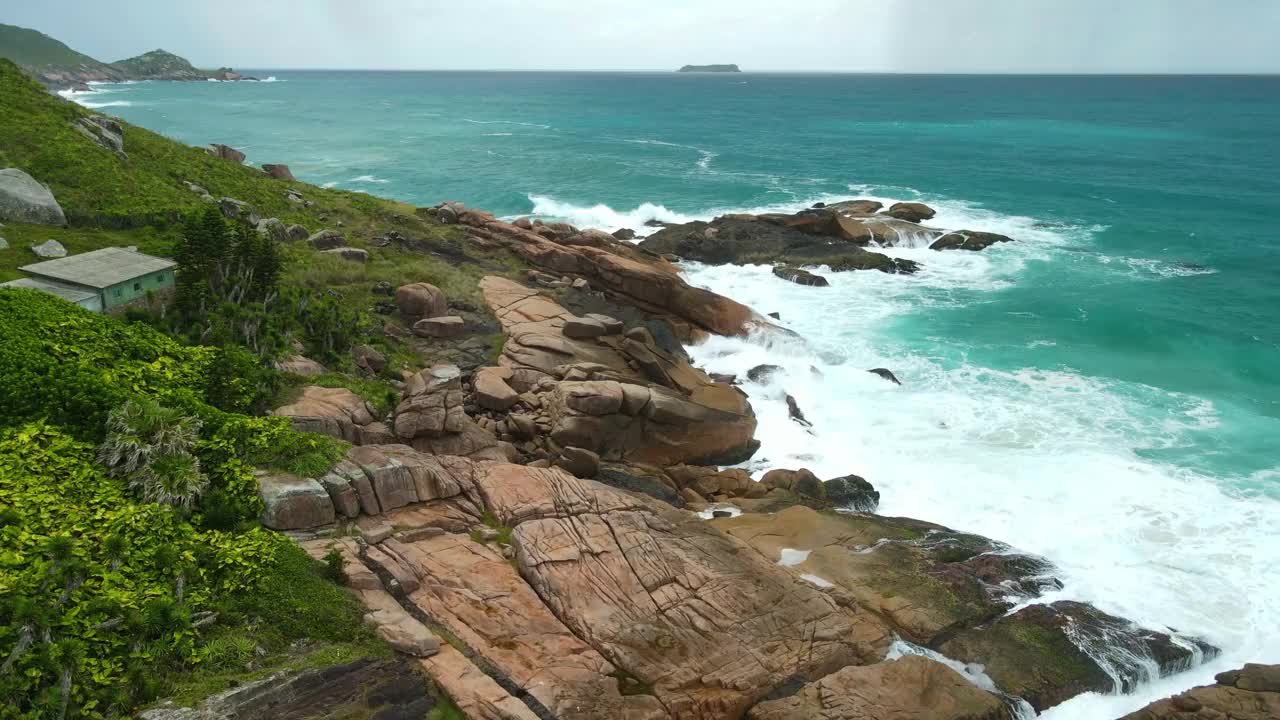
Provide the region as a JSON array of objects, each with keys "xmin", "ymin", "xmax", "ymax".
[{"xmin": 5, "ymin": 0, "xmax": 1278, "ymax": 72}]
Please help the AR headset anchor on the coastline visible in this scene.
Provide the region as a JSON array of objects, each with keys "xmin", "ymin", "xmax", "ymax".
[{"xmin": 2, "ymin": 61, "xmax": 1276, "ymax": 720}]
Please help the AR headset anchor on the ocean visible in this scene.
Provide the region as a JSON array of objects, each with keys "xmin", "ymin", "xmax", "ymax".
[{"xmin": 65, "ymin": 71, "xmax": 1280, "ymax": 717}]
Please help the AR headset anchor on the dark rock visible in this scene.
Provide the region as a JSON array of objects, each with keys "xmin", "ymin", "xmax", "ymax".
[
  {"xmin": 786, "ymin": 394, "xmax": 811, "ymax": 427},
  {"xmin": 206, "ymin": 143, "xmax": 245, "ymax": 163},
  {"xmin": 285, "ymin": 224, "xmax": 309, "ymax": 242},
  {"xmin": 612, "ymin": 228, "xmax": 637, "ymax": 240},
  {"xmin": 885, "ymin": 201, "xmax": 936, "ymax": 222},
  {"xmin": 372, "ymin": 281, "xmax": 395, "ymax": 296},
  {"xmin": 261, "ymin": 163, "xmax": 295, "ymax": 181},
  {"xmin": 309, "ymin": 229, "xmax": 347, "ymax": 250},
  {"xmin": 930, "ymin": 231, "xmax": 1014, "ymax": 251},
  {"xmin": 747, "ymin": 364, "xmax": 782, "ymax": 383},
  {"xmin": 596, "ymin": 465, "xmax": 686, "ymax": 508},
  {"xmin": 767, "ymin": 312, "xmax": 780, "ymax": 320},
  {"xmin": 711, "ymin": 510, "xmax": 734, "ymax": 518},
  {"xmin": 772, "ymin": 265, "xmax": 830, "ymax": 287},
  {"xmin": 709, "ymin": 373, "xmax": 737, "ymax": 385},
  {"xmin": 823, "ymin": 474, "xmax": 878, "ymax": 512},
  {"xmin": 555, "ymin": 446, "xmax": 601, "ymax": 478},
  {"xmin": 940, "ymin": 600, "xmax": 1219, "ymax": 712},
  {"xmin": 868, "ymin": 368, "xmax": 902, "ymax": 385}
]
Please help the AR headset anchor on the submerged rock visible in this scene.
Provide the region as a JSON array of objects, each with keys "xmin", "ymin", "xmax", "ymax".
[
  {"xmin": 868, "ymin": 367, "xmax": 902, "ymax": 385},
  {"xmin": 772, "ymin": 264, "xmax": 830, "ymax": 287},
  {"xmin": 930, "ymin": 230, "xmax": 1014, "ymax": 251}
]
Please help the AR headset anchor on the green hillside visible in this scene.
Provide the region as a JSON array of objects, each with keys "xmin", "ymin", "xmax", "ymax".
[{"xmin": 0, "ymin": 23, "xmax": 113, "ymax": 73}]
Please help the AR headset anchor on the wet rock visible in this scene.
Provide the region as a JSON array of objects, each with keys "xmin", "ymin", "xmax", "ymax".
[
  {"xmin": 930, "ymin": 230, "xmax": 1014, "ymax": 251},
  {"xmin": 308, "ymin": 229, "xmax": 346, "ymax": 250},
  {"xmin": 786, "ymin": 394, "xmax": 811, "ymax": 427},
  {"xmin": 747, "ymin": 364, "xmax": 782, "ymax": 383},
  {"xmin": 0, "ymin": 169, "xmax": 66, "ymax": 225},
  {"xmin": 612, "ymin": 228, "xmax": 636, "ymax": 240},
  {"xmin": 885, "ymin": 201, "xmax": 936, "ymax": 222},
  {"xmin": 1118, "ymin": 665, "xmax": 1280, "ymax": 719},
  {"xmin": 823, "ymin": 474, "xmax": 879, "ymax": 512},
  {"xmin": 868, "ymin": 367, "xmax": 902, "ymax": 385},
  {"xmin": 939, "ymin": 600, "xmax": 1218, "ymax": 712},
  {"xmin": 748, "ymin": 656, "xmax": 1005, "ymax": 720},
  {"xmin": 772, "ymin": 264, "xmax": 830, "ymax": 287}
]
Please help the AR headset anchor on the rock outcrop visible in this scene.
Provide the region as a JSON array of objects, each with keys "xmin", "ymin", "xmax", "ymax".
[
  {"xmin": 261, "ymin": 163, "xmax": 295, "ymax": 181},
  {"xmin": 393, "ymin": 365, "xmax": 506, "ymax": 461},
  {"xmin": 479, "ymin": 276, "xmax": 758, "ymax": 465},
  {"xmin": 206, "ymin": 143, "xmax": 245, "ymax": 163},
  {"xmin": 1116, "ymin": 664, "xmax": 1280, "ymax": 720},
  {"xmin": 271, "ymin": 385, "xmax": 391, "ymax": 445},
  {"xmin": 458, "ymin": 211, "xmax": 765, "ymax": 338},
  {"xmin": 258, "ymin": 473, "xmax": 335, "ymax": 530},
  {"xmin": 75, "ymin": 115, "xmax": 125, "ymax": 156},
  {"xmin": 930, "ymin": 231, "xmax": 1014, "ymax": 251},
  {"xmin": 396, "ymin": 282, "xmax": 448, "ymax": 321},
  {"xmin": 747, "ymin": 655, "xmax": 1006, "ymax": 720},
  {"xmin": 772, "ymin": 264, "xmax": 830, "ymax": 287},
  {"xmin": 0, "ymin": 168, "xmax": 66, "ymax": 225},
  {"xmin": 29, "ymin": 239, "xmax": 67, "ymax": 258}
]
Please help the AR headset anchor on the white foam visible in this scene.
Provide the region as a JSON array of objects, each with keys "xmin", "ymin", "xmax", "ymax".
[
  {"xmin": 350, "ymin": 175, "xmax": 390, "ymax": 184},
  {"xmin": 484, "ymin": 132, "xmax": 514, "ymax": 137},
  {"xmin": 58, "ymin": 87, "xmax": 136, "ymax": 109},
  {"xmin": 778, "ymin": 548, "xmax": 811, "ymax": 566},
  {"xmin": 623, "ymin": 138, "xmax": 717, "ymax": 171},
  {"xmin": 527, "ymin": 194, "xmax": 700, "ymax": 231},
  {"xmin": 463, "ymin": 118, "xmax": 551, "ymax": 129},
  {"xmin": 888, "ymin": 640, "xmax": 1037, "ymax": 719},
  {"xmin": 661, "ymin": 192, "xmax": 1279, "ymax": 719},
  {"xmin": 260, "ymin": 76, "xmax": 283, "ymax": 83},
  {"xmin": 696, "ymin": 504, "xmax": 742, "ymax": 520},
  {"xmin": 799, "ymin": 573, "xmax": 834, "ymax": 588}
]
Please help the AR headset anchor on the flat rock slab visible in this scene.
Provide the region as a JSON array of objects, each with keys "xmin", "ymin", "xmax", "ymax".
[
  {"xmin": 413, "ymin": 315, "xmax": 466, "ymax": 338},
  {"xmin": 747, "ymin": 655, "xmax": 1006, "ymax": 720}
]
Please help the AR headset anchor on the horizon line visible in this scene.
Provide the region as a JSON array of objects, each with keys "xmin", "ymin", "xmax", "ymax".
[{"xmin": 230, "ymin": 67, "xmax": 1280, "ymax": 77}]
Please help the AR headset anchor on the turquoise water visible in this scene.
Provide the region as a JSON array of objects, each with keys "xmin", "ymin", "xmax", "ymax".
[{"xmin": 70, "ymin": 72, "xmax": 1280, "ymax": 716}]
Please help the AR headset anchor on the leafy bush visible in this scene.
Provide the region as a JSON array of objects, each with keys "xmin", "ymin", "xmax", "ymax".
[{"xmin": 98, "ymin": 398, "xmax": 207, "ymax": 508}]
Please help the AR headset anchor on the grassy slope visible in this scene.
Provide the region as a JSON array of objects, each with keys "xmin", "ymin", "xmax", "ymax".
[
  {"xmin": 0, "ymin": 23, "xmax": 111, "ymax": 71},
  {"xmin": 0, "ymin": 58, "xmax": 512, "ymax": 714}
]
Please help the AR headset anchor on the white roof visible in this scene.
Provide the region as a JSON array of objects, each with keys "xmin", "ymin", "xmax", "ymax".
[
  {"xmin": 1, "ymin": 277, "xmax": 100, "ymax": 304},
  {"xmin": 20, "ymin": 247, "xmax": 175, "ymax": 289}
]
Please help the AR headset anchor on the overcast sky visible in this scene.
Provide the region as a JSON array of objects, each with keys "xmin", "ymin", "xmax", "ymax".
[{"xmin": 6, "ymin": 0, "xmax": 1279, "ymax": 73}]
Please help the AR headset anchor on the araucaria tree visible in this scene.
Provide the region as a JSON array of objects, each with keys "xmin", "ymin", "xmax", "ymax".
[{"xmin": 97, "ymin": 399, "xmax": 208, "ymax": 508}]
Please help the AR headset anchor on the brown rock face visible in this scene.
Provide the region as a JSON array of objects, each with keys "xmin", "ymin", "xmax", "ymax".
[
  {"xmin": 275, "ymin": 354, "xmax": 327, "ymax": 376},
  {"xmin": 364, "ymin": 530, "xmax": 666, "ymax": 720},
  {"xmin": 885, "ymin": 201, "xmax": 937, "ymax": 222},
  {"xmin": 480, "ymin": 276, "xmax": 758, "ymax": 465},
  {"xmin": 747, "ymin": 656, "xmax": 1006, "ymax": 720},
  {"xmin": 471, "ymin": 463, "xmax": 891, "ymax": 718},
  {"xmin": 396, "ymin": 282, "xmax": 448, "ymax": 320},
  {"xmin": 207, "ymin": 143, "xmax": 245, "ymax": 163},
  {"xmin": 1116, "ymin": 664, "xmax": 1280, "ymax": 720},
  {"xmin": 412, "ymin": 315, "xmax": 466, "ymax": 338},
  {"xmin": 271, "ymin": 385, "xmax": 384, "ymax": 444},
  {"xmin": 261, "ymin": 163, "xmax": 296, "ymax": 181},
  {"xmin": 393, "ymin": 365, "xmax": 505, "ymax": 460},
  {"xmin": 467, "ymin": 219, "xmax": 764, "ymax": 337},
  {"xmin": 473, "ymin": 366, "xmax": 519, "ymax": 411}
]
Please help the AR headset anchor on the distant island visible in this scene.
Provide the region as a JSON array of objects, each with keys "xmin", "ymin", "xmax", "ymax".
[
  {"xmin": 0, "ymin": 23, "xmax": 249, "ymax": 90},
  {"xmin": 678, "ymin": 64, "xmax": 741, "ymax": 73}
]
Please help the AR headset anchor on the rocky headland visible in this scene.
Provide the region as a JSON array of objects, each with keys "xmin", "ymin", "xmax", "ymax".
[
  {"xmin": 678, "ymin": 64, "xmax": 742, "ymax": 73},
  {"xmin": 0, "ymin": 56, "xmax": 1259, "ymax": 718},
  {"xmin": 0, "ymin": 23, "xmax": 249, "ymax": 90}
]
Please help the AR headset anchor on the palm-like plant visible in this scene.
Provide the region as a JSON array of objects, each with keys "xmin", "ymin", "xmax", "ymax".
[{"xmin": 97, "ymin": 399, "xmax": 207, "ymax": 508}]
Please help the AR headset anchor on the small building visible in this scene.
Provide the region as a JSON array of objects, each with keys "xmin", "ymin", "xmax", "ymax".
[{"xmin": 2, "ymin": 247, "xmax": 176, "ymax": 312}]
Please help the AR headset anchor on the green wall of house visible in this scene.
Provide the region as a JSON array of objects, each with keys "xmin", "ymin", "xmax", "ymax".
[{"xmin": 101, "ymin": 268, "xmax": 174, "ymax": 309}]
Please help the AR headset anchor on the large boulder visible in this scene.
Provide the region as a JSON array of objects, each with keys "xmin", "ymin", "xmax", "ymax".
[
  {"xmin": 29, "ymin": 239, "xmax": 67, "ymax": 258},
  {"xmin": 747, "ymin": 656, "xmax": 1006, "ymax": 720},
  {"xmin": 275, "ymin": 355, "xmax": 327, "ymax": 376},
  {"xmin": 255, "ymin": 217, "xmax": 288, "ymax": 243},
  {"xmin": 271, "ymin": 385, "xmax": 386, "ymax": 444},
  {"xmin": 207, "ymin": 143, "xmax": 245, "ymax": 163},
  {"xmin": 473, "ymin": 366, "xmax": 518, "ymax": 411},
  {"xmin": 885, "ymin": 201, "xmax": 936, "ymax": 222},
  {"xmin": 1116, "ymin": 665, "xmax": 1280, "ymax": 720},
  {"xmin": 0, "ymin": 169, "xmax": 66, "ymax": 225},
  {"xmin": 261, "ymin": 163, "xmax": 295, "ymax": 181},
  {"xmin": 308, "ymin": 229, "xmax": 346, "ymax": 250},
  {"xmin": 258, "ymin": 474, "xmax": 335, "ymax": 530},
  {"xmin": 395, "ymin": 282, "xmax": 447, "ymax": 320}
]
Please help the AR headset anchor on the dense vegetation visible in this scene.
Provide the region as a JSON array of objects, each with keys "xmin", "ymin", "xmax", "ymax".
[{"xmin": 0, "ymin": 53, "xmax": 515, "ymax": 718}]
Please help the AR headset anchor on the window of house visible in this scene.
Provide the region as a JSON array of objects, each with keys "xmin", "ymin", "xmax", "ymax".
[
  {"xmin": 134, "ymin": 282, "xmax": 141, "ymax": 292},
  {"xmin": 113, "ymin": 288, "xmax": 122, "ymax": 297},
  {"xmin": 156, "ymin": 272, "xmax": 166, "ymax": 282}
]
